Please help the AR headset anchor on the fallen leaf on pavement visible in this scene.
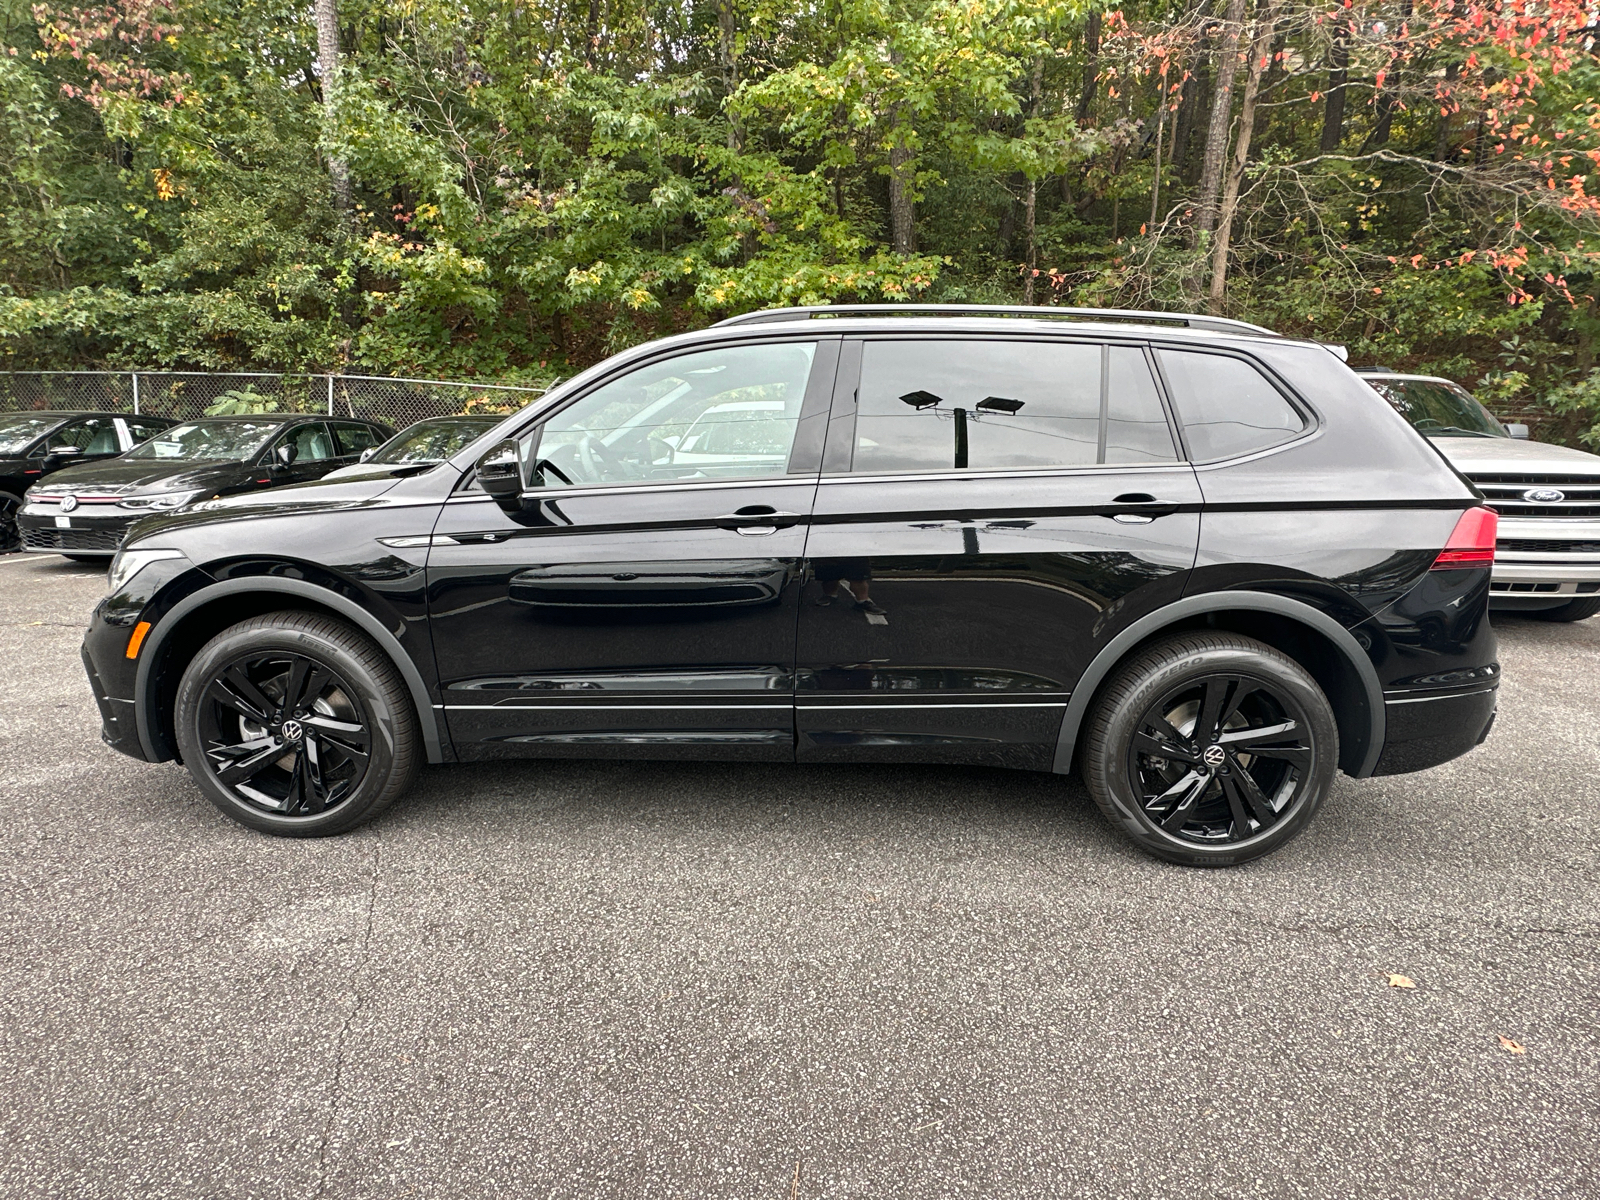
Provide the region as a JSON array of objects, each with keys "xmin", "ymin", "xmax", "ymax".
[
  {"xmin": 1497, "ymin": 1036, "xmax": 1526, "ymax": 1055},
  {"xmin": 1386, "ymin": 974, "xmax": 1416, "ymax": 989}
]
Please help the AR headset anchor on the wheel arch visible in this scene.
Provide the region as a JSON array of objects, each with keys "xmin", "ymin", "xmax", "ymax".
[
  {"xmin": 134, "ymin": 577, "xmax": 445, "ymax": 766},
  {"xmin": 1053, "ymin": 591, "xmax": 1385, "ymax": 779}
]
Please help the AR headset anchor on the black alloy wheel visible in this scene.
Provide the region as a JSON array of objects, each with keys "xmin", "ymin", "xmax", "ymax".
[
  {"xmin": 1126, "ymin": 675, "xmax": 1314, "ymax": 845},
  {"xmin": 175, "ymin": 612, "xmax": 419, "ymax": 835},
  {"xmin": 196, "ymin": 650, "xmax": 372, "ymax": 817},
  {"xmin": 0, "ymin": 491, "xmax": 20, "ymax": 554},
  {"xmin": 1082, "ymin": 633, "xmax": 1338, "ymax": 866}
]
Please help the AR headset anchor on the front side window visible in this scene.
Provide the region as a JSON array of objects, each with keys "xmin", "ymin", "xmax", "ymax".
[
  {"xmin": 123, "ymin": 418, "xmax": 172, "ymax": 445},
  {"xmin": 128, "ymin": 421, "xmax": 283, "ymax": 461},
  {"xmin": 849, "ymin": 339, "xmax": 1177, "ymax": 473},
  {"xmin": 284, "ymin": 423, "xmax": 336, "ymax": 462},
  {"xmin": 532, "ymin": 342, "xmax": 817, "ymax": 488},
  {"xmin": 331, "ymin": 422, "xmax": 384, "ymax": 455},
  {"xmin": 52, "ymin": 417, "xmax": 120, "ymax": 455},
  {"xmin": 1158, "ymin": 349, "xmax": 1306, "ymax": 463}
]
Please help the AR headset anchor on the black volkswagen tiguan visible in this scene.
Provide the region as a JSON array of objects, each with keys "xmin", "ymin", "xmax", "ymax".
[{"xmin": 80, "ymin": 307, "xmax": 1500, "ymax": 865}]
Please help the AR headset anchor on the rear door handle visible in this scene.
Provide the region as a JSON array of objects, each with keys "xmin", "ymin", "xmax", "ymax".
[{"xmin": 714, "ymin": 505, "xmax": 803, "ymax": 532}]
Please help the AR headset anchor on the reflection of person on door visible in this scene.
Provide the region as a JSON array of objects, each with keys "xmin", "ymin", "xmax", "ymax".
[{"xmin": 815, "ymin": 558, "xmax": 887, "ymax": 617}]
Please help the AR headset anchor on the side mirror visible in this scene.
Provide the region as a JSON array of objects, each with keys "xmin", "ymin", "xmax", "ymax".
[
  {"xmin": 1506, "ymin": 423, "xmax": 1530, "ymax": 440},
  {"xmin": 274, "ymin": 442, "xmax": 299, "ymax": 468},
  {"xmin": 45, "ymin": 445, "xmax": 83, "ymax": 466},
  {"xmin": 476, "ymin": 438, "xmax": 524, "ymax": 510},
  {"xmin": 359, "ymin": 447, "xmax": 375, "ymax": 461}
]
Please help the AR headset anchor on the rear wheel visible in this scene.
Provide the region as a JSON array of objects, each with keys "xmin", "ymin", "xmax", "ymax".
[
  {"xmin": 1081, "ymin": 633, "xmax": 1338, "ymax": 867},
  {"xmin": 1529, "ymin": 597, "xmax": 1600, "ymax": 622},
  {"xmin": 0, "ymin": 491, "xmax": 20, "ymax": 553},
  {"xmin": 174, "ymin": 611, "xmax": 419, "ymax": 836}
]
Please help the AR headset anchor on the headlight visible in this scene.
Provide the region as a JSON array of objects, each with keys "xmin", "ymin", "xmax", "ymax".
[
  {"xmin": 107, "ymin": 547, "xmax": 187, "ymax": 595},
  {"xmin": 117, "ymin": 489, "xmax": 210, "ymax": 511}
]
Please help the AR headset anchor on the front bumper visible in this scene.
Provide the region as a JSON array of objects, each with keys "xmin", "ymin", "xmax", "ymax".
[
  {"xmin": 17, "ymin": 506, "xmax": 138, "ymax": 556},
  {"xmin": 1490, "ymin": 517, "xmax": 1600, "ymax": 600}
]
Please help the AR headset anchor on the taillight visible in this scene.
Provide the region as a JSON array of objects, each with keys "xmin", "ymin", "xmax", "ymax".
[{"xmin": 1431, "ymin": 506, "xmax": 1498, "ymax": 570}]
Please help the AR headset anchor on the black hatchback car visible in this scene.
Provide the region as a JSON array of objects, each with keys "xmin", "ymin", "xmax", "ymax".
[
  {"xmin": 80, "ymin": 307, "xmax": 1500, "ymax": 865},
  {"xmin": 19, "ymin": 413, "xmax": 391, "ymax": 558},
  {"xmin": 1, "ymin": 410, "xmax": 177, "ymax": 552}
]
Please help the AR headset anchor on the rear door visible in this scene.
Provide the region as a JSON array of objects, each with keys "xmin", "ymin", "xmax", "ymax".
[{"xmin": 795, "ymin": 335, "xmax": 1202, "ymax": 770}]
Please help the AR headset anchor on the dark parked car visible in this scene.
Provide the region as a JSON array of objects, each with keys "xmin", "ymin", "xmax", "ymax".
[
  {"xmin": 1, "ymin": 410, "xmax": 176, "ymax": 552},
  {"xmin": 81, "ymin": 306, "xmax": 1500, "ymax": 865},
  {"xmin": 321, "ymin": 414, "xmax": 504, "ymax": 481},
  {"xmin": 19, "ymin": 414, "xmax": 391, "ymax": 559}
]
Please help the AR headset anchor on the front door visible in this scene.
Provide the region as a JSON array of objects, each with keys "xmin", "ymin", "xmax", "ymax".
[
  {"xmin": 796, "ymin": 335, "xmax": 1203, "ymax": 770},
  {"xmin": 427, "ymin": 337, "xmax": 837, "ymax": 759}
]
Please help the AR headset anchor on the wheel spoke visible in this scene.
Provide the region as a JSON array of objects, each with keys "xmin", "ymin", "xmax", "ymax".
[
  {"xmin": 1221, "ymin": 775, "xmax": 1254, "ymax": 839},
  {"xmin": 280, "ymin": 750, "xmax": 308, "ymax": 814},
  {"xmin": 1132, "ymin": 727, "xmax": 1200, "ymax": 763},
  {"xmin": 1225, "ymin": 756, "xmax": 1281, "ymax": 826},
  {"xmin": 302, "ymin": 714, "xmax": 370, "ymax": 750},
  {"xmin": 211, "ymin": 667, "xmax": 277, "ymax": 724},
  {"xmin": 1147, "ymin": 770, "xmax": 1210, "ymax": 832},
  {"xmin": 1194, "ymin": 676, "xmax": 1243, "ymax": 744},
  {"xmin": 208, "ymin": 738, "xmax": 282, "ymax": 787},
  {"xmin": 300, "ymin": 737, "xmax": 330, "ymax": 813}
]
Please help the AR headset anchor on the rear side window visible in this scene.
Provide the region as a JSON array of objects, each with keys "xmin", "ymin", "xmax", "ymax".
[
  {"xmin": 1158, "ymin": 349, "xmax": 1305, "ymax": 462},
  {"xmin": 851, "ymin": 339, "xmax": 1177, "ymax": 473},
  {"xmin": 332, "ymin": 422, "xmax": 383, "ymax": 455},
  {"xmin": 124, "ymin": 418, "xmax": 170, "ymax": 444}
]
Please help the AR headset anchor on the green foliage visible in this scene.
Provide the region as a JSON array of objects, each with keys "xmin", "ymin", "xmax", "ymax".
[
  {"xmin": 0, "ymin": 0, "xmax": 1597, "ymax": 442},
  {"xmin": 205, "ymin": 385, "xmax": 280, "ymax": 415}
]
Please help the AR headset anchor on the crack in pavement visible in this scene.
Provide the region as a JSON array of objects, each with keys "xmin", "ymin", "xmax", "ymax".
[{"xmin": 315, "ymin": 835, "xmax": 383, "ymax": 1199}]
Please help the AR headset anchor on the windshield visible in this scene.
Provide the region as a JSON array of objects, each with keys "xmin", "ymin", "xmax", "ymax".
[
  {"xmin": 1367, "ymin": 378, "xmax": 1507, "ymax": 438},
  {"xmin": 126, "ymin": 420, "xmax": 282, "ymax": 461},
  {"xmin": 0, "ymin": 413, "xmax": 63, "ymax": 455},
  {"xmin": 371, "ymin": 419, "xmax": 499, "ymax": 464}
]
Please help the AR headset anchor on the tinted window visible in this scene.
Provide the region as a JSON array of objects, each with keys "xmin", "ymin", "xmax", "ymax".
[
  {"xmin": 851, "ymin": 340, "xmax": 1177, "ymax": 472},
  {"xmin": 534, "ymin": 342, "xmax": 816, "ymax": 487},
  {"xmin": 124, "ymin": 418, "xmax": 171, "ymax": 444},
  {"xmin": 1106, "ymin": 347, "xmax": 1178, "ymax": 463},
  {"xmin": 286, "ymin": 423, "xmax": 336, "ymax": 462},
  {"xmin": 1366, "ymin": 378, "xmax": 1505, "ymax": 438},
  {"xmin": 1159, "ymin": 350, "xmax": 1305, "ymax": 462},
  {"xmin": 854, "ymin": 340, "xmax": 1101, "ymax": 472},
  {"xmin": 331, "ymin": 422, "xmax": 384, "ymax": 455},
  {"xmin": 53, "ymin": 417, "xmax": 120, "ymax": 455}
]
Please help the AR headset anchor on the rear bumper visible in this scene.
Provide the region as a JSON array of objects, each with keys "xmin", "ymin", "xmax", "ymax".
[{"xmin": 1371, "ymin": 683, "xmax": 1498, "ymax": 776}]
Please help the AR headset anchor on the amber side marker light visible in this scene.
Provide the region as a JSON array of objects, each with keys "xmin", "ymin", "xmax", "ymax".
[
  {"xmin": 1431, "ymin": 506, "xmax": 1498, "ymax": 570},
  {"xmin": 125, "ymin": 621, "xmax": 152, "ymax": 659}
]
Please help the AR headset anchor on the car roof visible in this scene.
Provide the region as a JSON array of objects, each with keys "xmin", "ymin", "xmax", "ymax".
[
  {"xmin": 1357, "ymin": 372, "xmax": 1466, "ymax": 386},
  {"xmin": 0, "ymin": 409, "xmax": 155, "ymax": 421}
]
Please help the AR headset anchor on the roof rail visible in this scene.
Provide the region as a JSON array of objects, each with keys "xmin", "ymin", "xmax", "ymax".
[{"xmin": 713, "ymin": 303, "xmax": 1282, "ymax": 339}]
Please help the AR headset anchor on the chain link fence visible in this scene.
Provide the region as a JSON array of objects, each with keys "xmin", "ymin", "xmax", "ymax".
[{"xmin": 0, "ymin": 371, "xmax": 550, "ymax": 432}]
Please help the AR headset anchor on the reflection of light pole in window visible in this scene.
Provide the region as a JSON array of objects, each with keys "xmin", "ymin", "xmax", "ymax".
[{"xmin": 898, "ymin": 392, "xmax": 1025, "ymax": 468}]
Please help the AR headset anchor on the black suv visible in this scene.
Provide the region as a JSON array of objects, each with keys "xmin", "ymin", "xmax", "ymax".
[
  {"xmin": 80, "ymin": 307, "xmax": 1500, "ymax": 865},
  {"xmin": 19, "ymin": 414, "xmax": 391, "ymax": 558},
  {"xmin": 1, "ymin": 410, "xmax": 176, "ymax": 552}
]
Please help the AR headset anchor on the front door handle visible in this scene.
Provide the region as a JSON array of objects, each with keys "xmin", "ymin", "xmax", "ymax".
[
  {"xmin": 714, "ymin": 505, "xmax": 803, "ymax": 532},
  {"xmin": 1106, "ymin": 492, "xmax": 1180, "ymax": 519}
]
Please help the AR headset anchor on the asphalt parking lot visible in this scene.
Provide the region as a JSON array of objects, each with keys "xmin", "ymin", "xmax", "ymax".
[{"xmin": 0, "ymin": 552, "xmax": 1595, "ymax": 1199}]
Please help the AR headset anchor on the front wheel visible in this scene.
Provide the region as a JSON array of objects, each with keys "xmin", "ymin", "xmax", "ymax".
[
  {"xmin": 1529, "ymin": 596, "xmax": 1600, "ymax": 623},
  {"xmin": 1081, "ymin": 633, "xmax": 1339, "ymax": 867},
  {"xmin": 0, "ymin": 491, "xmax": 21, "ymax": 554},
  {"xmin": 174, "ymin": 611, "xmax": 420, "ymax": 836}
]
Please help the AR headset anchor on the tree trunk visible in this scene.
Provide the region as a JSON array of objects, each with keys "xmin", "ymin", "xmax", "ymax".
[
  {"xmin": 887, "ymin": 51, "xmax": 916, "ymax": 254},
  {"xmin": 1171, "ymin": 48, "xmax": 1203, "ymax": 178},
  {"xmin": 1319, "ymin": 30, "xmax": 1348, "ymax": 153},
  {"xmin": 718, "ymin": 0, "xmax": 742, "ymax": 150},
  {"xmin": 1433, "ymin": 60, "xmax": 1460, "ymax": 160},
  {"xmin": 314, "ymin": 0, "xmax": 351, "ymax": 211},
  {"xmin": 1075, "ymin": 11, "xmax": 1101, "ymax": 128},
  {"xmin": 1195, "ymin": 0, "xmax": 1249, "ymax": 235},
  {"xmin": 1022, "ymin": 178, "xmax": 1037, "ymax": 303},
  {"xmin": 1208, "ymin": 3, "xmax": 1278, "ymax": 313}
]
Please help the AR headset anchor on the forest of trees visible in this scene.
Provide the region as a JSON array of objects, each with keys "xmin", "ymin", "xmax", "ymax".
[{"xmin": 2, "ymin": 0, "xmax": 1599, "ymax": 438}]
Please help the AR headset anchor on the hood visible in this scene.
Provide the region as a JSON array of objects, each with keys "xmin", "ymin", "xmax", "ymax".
[
  {"xmin": 122, "ymin": 470, "xmax": 411, "ymax": 543},
  {"xmin": 29, "ymin": 457, "xmax": 252, "ymax": 495},
  {"xmin": 1427, "ymin": 435, "xmax": 1600, "ymax": 476}
]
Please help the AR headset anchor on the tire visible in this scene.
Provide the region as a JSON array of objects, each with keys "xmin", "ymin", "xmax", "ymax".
[
  {"xmin": 1081, "ymin": 633, "xmax": 1339, "ymax": 867},
  {"xmin": 174, "ymin": 611, "xmax": 420, "ymax": 836},
  {"xmin": 1529, "ymin": 597, "xmax": 1600, "ymax": 622},
  {"xmin": 0, "ymin": 490, "xmax": 21, "ymax": 554}
]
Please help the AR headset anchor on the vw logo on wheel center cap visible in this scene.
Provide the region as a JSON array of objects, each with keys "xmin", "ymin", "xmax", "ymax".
[
  {"xmin": 280, "ymin": 719, "xmax": 304, "ymax": 743},
  {"xmin": 59, "ymin": 495, "xmax": 79, "ymax": 513},
  {"xmin": 1202, "ymin": 745, "xmax": 1227, "ymax": 768},
  {"xmin": 1522, "ymin": 487, "xmax": 1566, "ymax": 503}
]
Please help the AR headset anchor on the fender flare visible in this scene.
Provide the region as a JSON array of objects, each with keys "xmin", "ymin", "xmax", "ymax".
[
  {"xmin": 1051, "ymin": 590, "xmax": 1385, "ymax": 778},
  {"xmin": 134, "ymin": 576, "xmax": 445, "ymax": 765}
]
